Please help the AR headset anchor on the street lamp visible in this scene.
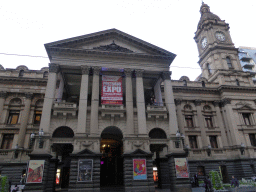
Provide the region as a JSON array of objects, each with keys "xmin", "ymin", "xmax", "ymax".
[
  {"xmin": 39, "ymin": 129, "xmax": 44, "ymax": 149},
  {"xmin": 183, "ymin": 144, "xmax": 190, "ymax": 155},
  {"xmin": 207, "ymin": 144, "xmax": 212, "ymax": 157},
  {"xmin": 240, "ymin": 143, "xmax": 245, "ymax": 155},
  {"xmin": 175, "ymin": 131, "xmax": 185, "ymax": 148},
  {"xmin": 29, "ymin": 132, "xmax": 35, "ymax": 149}
]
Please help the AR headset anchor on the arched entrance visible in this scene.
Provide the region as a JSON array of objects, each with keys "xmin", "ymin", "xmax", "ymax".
[
  {"xmin": 149, "ymin": 128, "xmax": 168, "ymax": 189},
  {"xmin": 52, "ymin": 126, "xmax": 74, "ymax": 190},
  {"xmin": 100, "ymin": 126, "xmax": 123, "ymax": 187}
]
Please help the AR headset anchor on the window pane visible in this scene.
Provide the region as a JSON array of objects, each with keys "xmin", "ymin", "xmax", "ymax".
[
  {"xmin": 243, "ymin": 113, "xmax": 251, "ymax": 125},
  {"xmin": 197, "ymin": 166, "xmax": 205, "ymax": 176},
  {"xmin": 1, "ymin": 134, "xmax": 14, "ymax": 149},
  {"xmin": 210, "ymin": 136, "xmax": 218, "ymax": 148},
  {"xmin": 249, "ymin": 134, "xmax": 256, "ymax": 146},
  {"xmin": 189, "ymin": 136, "xmax": 198, "ymax": 149}
]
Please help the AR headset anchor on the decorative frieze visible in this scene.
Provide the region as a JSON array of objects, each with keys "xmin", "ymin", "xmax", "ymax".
[
  {"xmin": 81, "ymin": 66, "xmax": 90, "ymax": 75},
  {"xmin": 161, "ymin": 71, "xmax": 172, "ymax": 80},
  {"xmin": 194, "ymin": 99, "xmax": 203, "ymax": 106},
  {"xmin": 49, "ymin": 63, "xmax": 60, "ymax": 73},
  {"xmin": 92, "ymin": 66, "xmax": 101, "ymax": 75}
]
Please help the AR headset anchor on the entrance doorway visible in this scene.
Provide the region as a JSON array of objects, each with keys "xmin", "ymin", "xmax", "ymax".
[
  {"xmin": 100, "ymin": 126, "xmax": 123, "ymax": 187},
  {"xmin": 220, "ymin": 165, "xmax": 229, "ymax": 183}
]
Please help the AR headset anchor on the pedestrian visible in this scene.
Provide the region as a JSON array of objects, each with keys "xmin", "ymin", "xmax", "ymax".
[
  {"xmin": 204, "ymin": 175, "xmax": 212, "ymax": 192},
  {"xmin": 194, "ymin": 173, "xmax": 199, "ymax": 187},
  {"xmin": 231, "ymin": 175, "xmax": 239, "ymax": 188},
  {"xmin": 12, "ymin": 184, "xmax": 19, "ymax": 192}
]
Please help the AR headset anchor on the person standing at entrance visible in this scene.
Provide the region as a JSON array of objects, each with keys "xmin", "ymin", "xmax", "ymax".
[
  {"xmin": 231, "ymin": 176, "xmax": 239, "ymax": 188},
  {"xmin": 194, "ymin": 174, "xmax": 199, "ymax": 187}
]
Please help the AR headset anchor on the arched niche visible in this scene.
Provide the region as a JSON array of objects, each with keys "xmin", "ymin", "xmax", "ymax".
[
  {"xmin": 149, "ymin": 128, "xmax": 167, "ymax": 139},
  {"xmin": 52, "ymin": 126, "xmax": 74, "ymax": 138}
]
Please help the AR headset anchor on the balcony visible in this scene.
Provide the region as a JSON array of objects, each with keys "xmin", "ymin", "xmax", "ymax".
[
  {"xmin": 243, "ymin": 63, "xmax": 254, "ymax": 68},
  {"xmin": 100, "ymin": 104, "xmax": 125, "ymax": 118},
  {"xmin": 146, "ymin": 104, "xmax": 168, "ymax": 119},
  {"xmin": 53, "ymin": 101, "xmax": 77, "ymax": 116}
]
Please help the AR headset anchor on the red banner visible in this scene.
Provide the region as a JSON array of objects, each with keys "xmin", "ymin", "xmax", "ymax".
[{"xmin": 101, "ymin": 75, "xmax": 123, "ymax": 105}]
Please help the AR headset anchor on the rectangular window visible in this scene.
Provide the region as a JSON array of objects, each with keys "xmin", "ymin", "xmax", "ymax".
[
  {"xmin": 1, "ymin": 134, "xmax": 14, "ymax": 149},
  {"xmin": 7, "ymin": 110, "xmax": 20, "ymax": 124},
  {"xmin": 205, "ymin": 116, "xmax": 213, "ymax": 128},
  {"xmin": 209, "ymin": 136, "xmax": 218, "ymax": 148},
  {"xmin": 242, "ymin": 113, "xmax": 251, "ymax": 125},
  {"xmin": 189, "ymin": 136, "xmax": 198, "ymax": 149},
  {"xmin": 185, "ymin": 115, "xmax": 194, "ymax": 128},
  {"xmin": 34, "ymin": 111, "xmax": 42, "ymax": 125},
  {"xmin": 249, "ymin": 134, "xmax": 256, "ymax": 146},
  {"xmin": 197, "ymin": 166, "xmax": 205, "ymax": 176}
]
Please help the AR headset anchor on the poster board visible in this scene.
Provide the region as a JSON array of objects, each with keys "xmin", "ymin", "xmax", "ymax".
[
  {"xmin": 101, "ymin": 75, "xmax": 123, "ymax": 105},
  {"xmin": 133, "ymin": 159, "xmax": 147, "ymax": 180},
  {"xmin": 174, "ymin": 158, "xmax": 189, "ymax": 178},
  {"xmin": 77, "ymin": 159, "xmax": 93, "ymax": 182},
  {"xmin": 26, "ymin": 160, "xmax": 45, "ymax": 183}
]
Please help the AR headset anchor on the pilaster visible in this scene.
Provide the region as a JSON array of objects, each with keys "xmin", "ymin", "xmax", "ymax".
[
  {"xmin": 175, "ymin": 99, "xmax": 185, "ymax": 135},
  {"xmin": 90, "ymin": 66, "xmax": 101, "ymax": 136},
  {"xmin": 0, "ymin": 92, "xmax": 7, "ymax": 124},
  {"xmin": 77, "ymin": 66, "xmax": 90, "ymax": 135},
  {"xmin": 124, "ymin": 68, "xmax": 134, "ymax": 136}
]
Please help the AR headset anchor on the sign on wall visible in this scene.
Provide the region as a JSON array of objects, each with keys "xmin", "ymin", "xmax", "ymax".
[
  {"xmin": 77, "ymin": 159, "xmax": 93, "ymax": 182},
  {"xmin": 101, "ymin": 75, "xmax": 123, "ymax": 105},
  {"xmin": 133, "ymin": 159, "xmax": 147, "ymax": 180},
  {"xmin": 26, "ymin": 160, "xmax": 45, "ymax": 183},
  {"xmin": 174, "ymin": 158, "xmax": 189, "ymax": 178}
]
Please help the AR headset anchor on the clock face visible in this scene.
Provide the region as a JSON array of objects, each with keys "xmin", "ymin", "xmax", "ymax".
[
  {"xmin": 215, "ymin": 32, "xmax": 225, "ymax": 41},
  {"xmin": 201, "ymin": 37, "xmax": 208, "ymax": 49}
]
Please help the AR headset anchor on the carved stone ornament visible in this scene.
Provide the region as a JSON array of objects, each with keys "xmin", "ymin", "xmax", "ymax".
[
  {"xmin": 92, "ymin": 66, "xmax": 101, "ymax": 75},
  {"xmin": 0, "ymin": 92, "xmax": 7, "ymax": 98},
  {"xmin": 161, "ymin": 71, "xmax": 171, "ymax": 80},
  {"xmin": 124, "ymin": 68, "xmax": 133, "ymax": 77},
  {"xmin": 93, "ymin": 41, "xmax": 133, "ymax": 53},
  {"xmin": 81, "ymin": 66, "xmax": 90, "ymax": 75},
  {"xmin": 174, "ymin": 99, "xmax": 182, "ymax": 106},
  {"xmin": 221, "ymin": 98, "xmax": 231, "ymax": 106},
  {"xmin": 25, "ymin": 93, "xmax": 33, "ymax": 100},
  {"xmin": 135, "ymin": 69, "xmax": 144, "ymax": 78},
  {"xmin": 194, "ymin": 99, "xmax": 203, "ymax": 106},
  {"xmin": 49, "ymin": 63, "xmax": 60, "ymax": 73},
  {"xmin": 213, "ymin": 100, "xmax": 221, "ymax": 107}
]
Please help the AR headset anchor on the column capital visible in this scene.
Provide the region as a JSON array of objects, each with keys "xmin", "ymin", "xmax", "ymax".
[
  {"xmin": 174, "ymin": 99, "xmax": 182, "ymax": 106},
  {"xmin": 213, "ymin": 100, "xmax": 221, "ymax": 107},
  {"xmin": 25, "ymin": 93, "xmax": 33, "ymax": 100},
  {"xmin": 0, "ymin": 92, "xmax": 7, "ymax": 98},
  {"xmin": 124, "ymin": 68, "xmax": 133, "ymax": 77},
  {"xmin": 161, "ymin": 71, "xmax": 172, "ymax": 80},
  {"xmin": 194, "ymin": 99, "xmax": 203, "ymax": 106},
  {"xmin": 81, "ymin": 66, "xmax": 90, "ymax": 75},
  {"xmin": 92, "ymin": 66, "xmax": 101, "ymax": 75},
  {"xmin": 135, "ymin": 69, "xmax": 144, "ymax": 77},
  {"xmin": 49, "ymin": 63, "xmax": 60, "ymax": 73},
  {"xmin": 221, "ymin": 98, "xmax": 231, "ymax": 107}
]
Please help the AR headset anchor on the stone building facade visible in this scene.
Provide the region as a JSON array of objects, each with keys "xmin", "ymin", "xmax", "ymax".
[{"xmin": 0, "ymin": 2, "xmax": 255, "ymax": 192}]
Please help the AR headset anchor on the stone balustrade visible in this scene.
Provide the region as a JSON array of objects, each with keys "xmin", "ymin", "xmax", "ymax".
[{"xmin": 52, "ymin": 100, "xmax": 77, "ymax": 116}]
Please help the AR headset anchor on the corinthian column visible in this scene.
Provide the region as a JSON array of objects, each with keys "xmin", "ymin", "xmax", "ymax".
[
  {"xmin": 17, "ymin": 93, "xmax": 33, "ymax": 148},
  {"xmin": 175, "ymin": 99, "xmax": 185, "ymax": 135},
  {"xmin": 135, "ymin": 69, "xmax": 147, "ymax": 135},
  {"xmin": 77, "ymin": 66, "xmax": 90, "ymax": 135},
  {"xmin": 40, "ymin": 63, "xmax": 59, "ymax": 133},
  {"xmin": 90, "ymin": 66, "xmax": 100, "ymax": 136},
  {"xmin": 0, "ymin": 92, "xmax": 7, "ymax": 123},
  {"xmin": 124, "ymin": 68, "xmax": 134, "ymax": 135},
  {"xmin": 213, "ymin": 101, "xmax": 228, "ymax": 148},
  {"xmin": 194, "ymin": 100, "xmax": 209, "ymax": 147},
  {"xmin": 162, "ymin": 71, "xmax": 179, "ymax": 135}
]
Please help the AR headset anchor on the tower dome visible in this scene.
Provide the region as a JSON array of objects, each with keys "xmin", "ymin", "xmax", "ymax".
[{"xmin": 197, "ymin": 2, "xmax": 221, "ymax": 29}]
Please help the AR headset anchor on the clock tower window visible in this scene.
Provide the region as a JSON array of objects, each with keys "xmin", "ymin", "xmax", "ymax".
[
  {"xmin": 207, "ymin": 64, "xmax": 212, "ymax": 75},
  {"xmin": 226, "ymin": 57, "xmax": 233, "ymax": 69}
]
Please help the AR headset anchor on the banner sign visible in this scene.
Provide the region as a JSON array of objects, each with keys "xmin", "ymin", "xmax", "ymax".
[
  {"xmin": 133, "ymin": 159, "xmax": 147, "ymax": 180},
  {"xmin": 77, "ymin": 159, "xmax": 93, "ymax": 182},
  {"xmin": 174, "ymin": 158, "xmax": 189, "ymax": 178},
  {"xmin": 26, "ymin": 160, "xmax": 45, "ymax": 183},
  {"xmin": 101, "ymin": 75, "xmax": 123, "ymax": 105}
]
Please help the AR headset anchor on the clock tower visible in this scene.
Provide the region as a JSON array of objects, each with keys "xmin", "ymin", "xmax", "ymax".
[{"xmin": 194, "ymin": 3, "xmax": 249, "ymax": 85}]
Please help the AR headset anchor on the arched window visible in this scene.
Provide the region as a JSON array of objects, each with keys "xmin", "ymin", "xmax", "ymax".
[
  {"xmin": 226, "ymin": 57, "xmax": 232, "ymax": 69},
  {"xmin": 236, "ymin": 79, "xmax": 240, "ymax": 86},
  {"xmin": 19, "ymin": 70, "xmax": 24, "ymax": 77},
  {"xmin": 207, "ymin": 64, "xmax": 212, "ymax": 75},
  {"xmin": 7, "ymin": 98, "xmax": 22, "ymax": 124},
  {"xmin": 202, "ymin": 81, "xmax": 205, "ymax": 87},
  {"xmin": 183, "ymin": 80, "xmax": 187, "ymax": 86}
]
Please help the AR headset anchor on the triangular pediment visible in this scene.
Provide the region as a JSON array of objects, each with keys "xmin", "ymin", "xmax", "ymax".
[
  {"xmin": 235, "ymin": 102, "xmax": 255, "ymax": 110},
  {"xmin": 45, "ymin": 28, "xmax": 176, "ymax": 62}
]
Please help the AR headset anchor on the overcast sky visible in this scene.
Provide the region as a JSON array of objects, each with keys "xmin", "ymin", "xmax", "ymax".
[{"xmin": 0, "ymin": 0, "xmax": 255, "ymax": 80}]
